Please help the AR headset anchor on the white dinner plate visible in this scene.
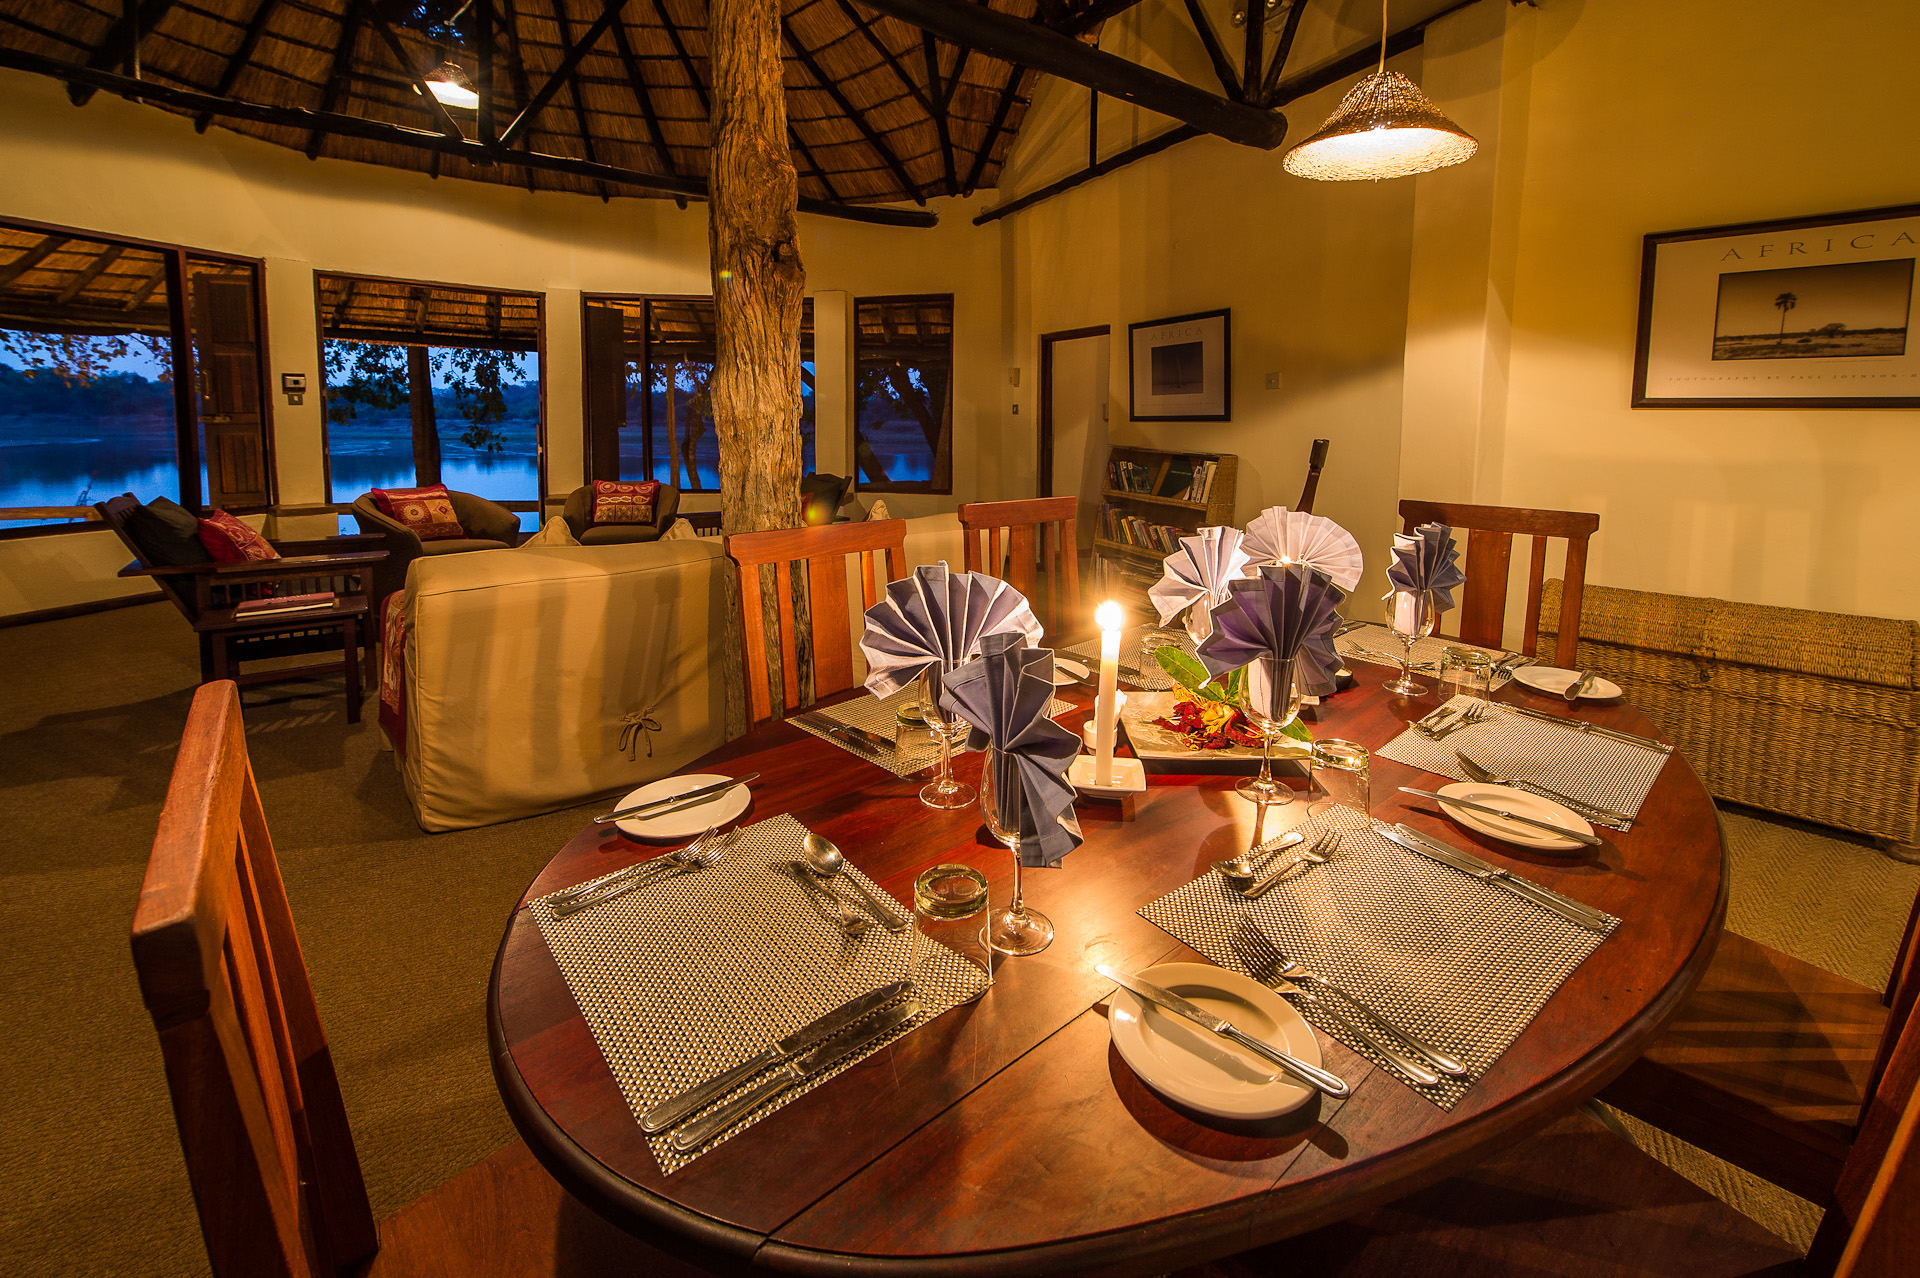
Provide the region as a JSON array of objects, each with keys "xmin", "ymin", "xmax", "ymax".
[
  {"xmin": 1051, "ymin": 658, "xmax": 1091, "ymax": 687},
  {"xmin": 613, "ymin": 773, "xmax": 752, "ymax": 841},
  {"xmin": 1436, "ymin": 781, "xmax": 1593, "ymax": 853},
  {"xmin": 1514, "ymin": 666, "xmax": 1624, "ymax": 700},
  {"xmin": 1108, "ymin": 962, "xmax": 1321, "ymax": 1120}
]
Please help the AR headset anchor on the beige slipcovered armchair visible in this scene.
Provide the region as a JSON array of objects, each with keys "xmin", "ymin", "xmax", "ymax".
[
  {"xmin": 351, "ymin": 490, "xmax": 520, "ymax": 600},
  {"xmin": 563, "ymin": 483, "xmax": 681, "ymax": 545}
]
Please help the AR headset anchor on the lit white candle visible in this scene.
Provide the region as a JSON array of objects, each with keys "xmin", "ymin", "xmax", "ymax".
[{"xmin": 1094, "ymin": 600, "xmax": 1124, "ymax": 786}]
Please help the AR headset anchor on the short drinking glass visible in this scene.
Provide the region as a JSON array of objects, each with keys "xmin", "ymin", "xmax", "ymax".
[
  {"xmin": 1306, "ymin": 739, "xmax": 1370, "ymax": 822},
  {"xmin": 1440, "ymin": 646, "xmax": 1494, "ymax": 702},
  {"xmin": 910, "ymin": 863, "xmax": 992, "ymax": 1001}
]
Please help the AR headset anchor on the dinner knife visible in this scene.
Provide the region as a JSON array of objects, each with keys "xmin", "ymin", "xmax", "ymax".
[
  {"xmin": 1398, "ymin": 786, "xmax": 1604, "ymax": 848},
  {"xmin": 1375, "ymin": 822, "xmax": 1610, "ymax": 932},
  {"xmin": 795, "ymin": 712, "xmax": 885, "ymax": 757},
  {"xmin": 1096, "ymin": 965, "xmax": 1351, "ymax": 1098},
  {"xmin": 641, "ymin": 981, "xmax": 914, "ymax": 1134},
  {"xmin": 593, "ymin": 774, "xmax": 759, "ymax": 824},
  {"xmin": 1564, "ymin": 670, "xmax": 1596, "ymax": 702},
  {"xmin": 1506, "ymin": 704, "xmax": 1674, "ymax": 753},
  {"xmin": 669, "ymin": 997, "xmax": 924, "ymax": 1151}
]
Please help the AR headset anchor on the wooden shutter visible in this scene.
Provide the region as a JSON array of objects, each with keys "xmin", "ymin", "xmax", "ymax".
[
  {"xmin": 583, "ymin": 303, "xmax": 627, "ymax": 480},
  {"xmin": 192, "ymin": 271, "xmax": 271, "ymax": 508}
]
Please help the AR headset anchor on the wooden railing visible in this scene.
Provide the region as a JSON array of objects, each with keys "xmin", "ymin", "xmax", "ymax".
[{"xmin": 0, "ymin": 505, "xmax": 101, "ymax": 521}]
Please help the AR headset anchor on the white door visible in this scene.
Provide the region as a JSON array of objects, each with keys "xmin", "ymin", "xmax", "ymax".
[{"xmin": 1048, "ymin": 333, "xmax": 1110, "ymax": 548}]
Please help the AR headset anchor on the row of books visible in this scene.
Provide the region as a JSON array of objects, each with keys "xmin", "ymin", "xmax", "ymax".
[
  {"xmin": 1105, "ymin": 454, "xmax": 1223, "ymax": 505},
  {"xmin": 1098, "ymin": 504, "xmax": 1185, "ymax": 554}
]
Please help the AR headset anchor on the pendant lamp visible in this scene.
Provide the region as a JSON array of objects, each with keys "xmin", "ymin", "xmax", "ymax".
[
  {"xmin": 425, "ymin": 60, "xmax": 480, "ymax": 110},
  {"xmin": 1282, "ymin": 0, "xmax": 1477, "ymax": 181}
]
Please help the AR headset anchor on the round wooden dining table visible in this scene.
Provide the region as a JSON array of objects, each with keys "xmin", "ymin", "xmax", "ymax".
[{"xmin": 489, "ymin": 660, "xmax": 1726, "ymax": 1276}]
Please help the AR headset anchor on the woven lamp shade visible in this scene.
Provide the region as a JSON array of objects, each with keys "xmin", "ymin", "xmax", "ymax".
[{"xmin": 1283, "ymin": 69, "xmax": 1478, "ymax": 181}]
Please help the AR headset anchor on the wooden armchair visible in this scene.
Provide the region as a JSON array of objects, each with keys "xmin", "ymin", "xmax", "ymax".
[
  {"xmin": 958, "ymin": 497, "xmax": 1081, "ymax": 638},
  {"xmin": 1398, "ymin": 499, "xmax": 1599, "ymax": 668},
  {"xmin": 98, "ymin": 494, "xmax": 385, "ymax": 722},
  {"xmin": 726, "ymin": 519, "xmax": 907, "ymax": 726}
]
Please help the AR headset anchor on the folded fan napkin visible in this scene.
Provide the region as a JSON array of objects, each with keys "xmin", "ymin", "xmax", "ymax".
[
  {"xmin": 1148, "ymin": 526, "xmax": 1254, "ymax": 644},
  {"xmin": 1385, "ymin": 523, "xmax": 1467, "ymax": 611},
  {"xmin": 1242, "ymin": 506, "xmax": 1365, "ymax": 592},
  {"xmin": 1196, "ymin": 563, "xmax": 1348, "ymax": 713},
  {"xmin": 860, "ymin": 562, "xmax": 1044, "ymax": 698},
  {"xmin": 939, "ymin": 633, "xmax": 1084, "ymax": 868}
]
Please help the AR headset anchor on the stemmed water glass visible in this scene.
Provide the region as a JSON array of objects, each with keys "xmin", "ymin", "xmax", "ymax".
[
  {"xmin": 1385, "ymin": 589, "xmax": 1437, "ymax": 696},
  {"xmin": 1234, "ymin": 656, "xmax": 1306, "ymax": 807},
  {"xmin": 920, "ymin": 671, "xmax": 975, "ymax": 810},
  {"xmin": 979, "ymin": 749, "xmax": 1054, "ymax": 956}
]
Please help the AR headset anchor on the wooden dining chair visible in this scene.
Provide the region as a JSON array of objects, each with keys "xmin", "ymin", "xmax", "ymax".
[
  {"xmin": 131, "ymin": 681, "xmax": 701, "ymax": 1277},
  {"xmin": 956, "ymin": 497, "xmax": 1081, "ymax": 635},
  {"xmin": 1398, "ymin": 499, "xmax": 1600, "ymax": 668},
  {"xmin": 1188, "ymin": 985, "xmax": 1920, "ymax": 1277},
  {"xmin": 726, "ymin": 519, "xmax": 907, "ymax": 726},
  {"xmin": 1598, "ymin": 885, "xmax": 1920, "ymax": 1204}
]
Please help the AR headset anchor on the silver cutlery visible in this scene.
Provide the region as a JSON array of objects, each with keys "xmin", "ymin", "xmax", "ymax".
[
  {"xmin": 547, "ymin": 825, "xmax": 719, "ymax": 910},
  {"xmin": 1398, "ymin": 786, "xmax": 1604, "ymax": 849},
  {"xmin": 795, "ymin": 712, "xmax": 886, "ymax": 758},
  {"xmin": 1349, "ymin": 646, "xmax": 1438, "ymax": 672},
  {"xmin": 802, "ymin": 832, "xmax": 910, "ymax": 931},
  {"xmin": 1242, "ymin": 830, "xmax": 1340, "ymax": 899},
  {"xmin": 1212, "ymin": 830, "xmax": 1305, "ymax": 887},
  {"xmin": 1506, "ymin": 704, "xmax": 1673, "ymax": 753},
  {"xmin": 791, "ymin": 863, "xmax": 873, "ymax": 937},
  {"xmin": 1333, "ymin": 619, "xmax": 1369, "ymax": 637},
  {"xmin": 1096, "ymin": 965, "xmax": 1351, "ymax": 1098},
  {"xmin": 640, "ymin": 981, "xmax": 912, "ymax": 1133},
  {"xmin": 1231, "ymin": 919, "xmax": 1466, "ymax": 1081},
  {"xmin": 1413, "ymin": 703, "xmax": 1488, "ymax": 740},
  {"xmin": 594, "ymin": 775, "xmax": 759, "ymax": 825},
  {"xmin": 1563, "ymin": 669, "xmax": 1597, "ymax": 702},
  {"xmin": 1454, "ymin": 751, "xmax": 1631, "ymax": 825},
  {"xmin": 670, "ymin": 996, "xmax": 923, "ymax": 1151},
  {"xmin": 1375, "ymin": 821, "xmax": 1610, "ymax": 931},
  {"xmin": 553, "ymin": 828, "xmax": 739, "ymax": 917},
  {"xmin": 1229, "ymin": 926, "xmax": 1442, "ymax": 1086}
]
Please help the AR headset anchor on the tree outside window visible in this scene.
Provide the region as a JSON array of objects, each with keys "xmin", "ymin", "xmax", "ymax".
[{"xmin": 854, "ymin": 295, "xmax": 953, "ymax": 494}]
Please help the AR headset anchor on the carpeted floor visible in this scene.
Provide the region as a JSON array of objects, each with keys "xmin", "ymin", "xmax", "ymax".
[{"xmin": 0, "ymin": 601, "xmax": 1912, "ymax": 1275}]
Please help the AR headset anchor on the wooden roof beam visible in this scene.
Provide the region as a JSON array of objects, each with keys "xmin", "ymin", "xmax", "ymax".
[
  {"xmin": 0, "ymin": 47, "xmax": 938, "ymax": 227},
  {"xmin": 961, "ymin": 61, "xmax": 1019, "ymax": 194},
  {"xmin": 923, "ymin": 32, "xmax": 957, "ymax": 193},
  {"xmin": 67, "ymin": 0, "xmax": 178, "ymax": 106},
  {"xmin": 195, "ymin": 0, "xmax": 282, "ymax": 133},
  {"xmin": 126, "ymin": 266, "xmax": 167, "ymax": 310},
  {"xmin": 649, "ymin": 0, "xmax": 710, "ymax": 115},
  {"xmin": 306, "ymin": 5, "xmax": 364, "ymax": 159},
  {"xmin": 857, "ymin": 0, "xmax": 1286, "ymax": 148},
  {"xmin": 833, "ymin": 0, "xmax": 935, "ymax": 117},
  {"xmin": 497, "ymin": 0, "xmax": 628, "ymax": 149},
  {"xmin": 55, "ymin": 244, "xmax": 125, "ymax": 305},
  {"xmin": 1062, "ymin": 0, "xmax": 1148, "ymax": 36},
  {"xmin": 1180, "ymin": 0, "xmax": 1239, "ymax": 100},
  {"xmin": 361, "ymin": 0, "xmax": 465, "ymax": 139},
  {"xmin": 608, "ymin": 13, "xmax": 678, "ymax": 176},
  {"xmin": 1239, "ymin": 0, "xmax": 1263, "ymax": 109},
  {"xmin": 1256, "ymin": 0, "xmax": 1308, "ymax": 105},
  {"xmin": 0, "ymin": 236, "xmax": 68, "ymax": 290},
  {"xmin": 550, "ymin": 1, "xmax": 612, "ymax": 200},
  {"xmin": 783, "ymin": 18, "xmax": 924, "ymax": 204}
]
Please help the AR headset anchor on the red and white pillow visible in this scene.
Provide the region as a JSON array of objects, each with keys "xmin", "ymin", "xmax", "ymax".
[
  {"xmin": 196, "ymin": 510, "xmax": 280, "ymax": 563},
  {"xmin": 590, "ymin": 479, "xmax": 662, "ymax": 526},
  {"xmin": 371, "ymin": 484, "xmax": 466, "ymax": 541}
]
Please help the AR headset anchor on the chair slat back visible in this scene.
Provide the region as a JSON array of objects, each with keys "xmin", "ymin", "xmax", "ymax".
[
  {"xmin": 132, "ymin": 682, "xmax": 377, "ymax": 1278},
  {"xmin": 1811, "ymin": 984, "xmax": 1920, "ymax": 1274},
  {"xmin": 957, "ymin": 497, "xmax": 1081, "ymax": 634},
  {"xmin": 96, "ymin": 494, "xmax": 205, "ymax": 618},
  {"xmin": 726, "ymin": 519, "xmax": 908, "ymax": 725},
  {"xmin": 1398, "ymin": 499, "xmax": 1599, "ymax": 668}
]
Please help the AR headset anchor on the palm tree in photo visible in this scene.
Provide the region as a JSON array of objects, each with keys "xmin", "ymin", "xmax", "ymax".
[{"xmin": 1774, "ymin": 291, "xmax": 1798, "ymax": 346}]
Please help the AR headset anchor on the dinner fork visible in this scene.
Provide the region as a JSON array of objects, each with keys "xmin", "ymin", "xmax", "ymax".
[
  {"xmin": 791, "ymin": 863, "xmax": 873, "ymax": 937},
  {"xmin": 547, "ymin": 825, "xmax": 719, "ymax": 912},
  {"xmin": 1454, "ymin": 751, "xmax": 1631, "ymax": 826},
  {"xmin": 552, "ymin": 828, "xmax": 738, "ymax": 917},
  {"xmin": 1230, "ymin": 922, "xmax": 1449, "ymax": 1086},
  {"xmin": 1422, "ymin": 703, "xmax": 1491, "ymax": 740},
  {"xmin": 1241, "ymin": 830, "xmax": 1341, "ymax": 899}
]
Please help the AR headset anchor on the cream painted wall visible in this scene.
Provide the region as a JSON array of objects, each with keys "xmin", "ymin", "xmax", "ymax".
[
  {"xmin": 1495, "ymin": 0, "xmax": 1920, "ymax": 619},
  {"xmin": 0, "ymin": 72, "xmax": 1001, "ymax": 615}
]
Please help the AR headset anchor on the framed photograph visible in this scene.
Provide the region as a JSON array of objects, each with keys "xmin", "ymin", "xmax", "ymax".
[
  {"xmin": 1129, "ymin": 308, "xmax": 1230, "ymax": 421},
  {"xmin": 1634, "ymin": 203, "xmax": 1920, "ymax": 407}
]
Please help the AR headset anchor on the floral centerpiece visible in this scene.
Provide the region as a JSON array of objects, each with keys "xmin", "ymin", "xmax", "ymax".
[{"xmin": 1147, "ymin": 646, "xmax": 1312, "ymax": 753}]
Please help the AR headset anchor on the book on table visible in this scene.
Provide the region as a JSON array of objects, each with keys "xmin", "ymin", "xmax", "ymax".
[{"xmin": 235, "ymin": 591, "xmax": 338, "ymax": 617}]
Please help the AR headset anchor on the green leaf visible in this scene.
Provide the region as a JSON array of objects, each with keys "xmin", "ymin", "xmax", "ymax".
[
  {"xmin": 1280, "ymin": 717, "xmax": 1312, "ymax": 744},
  {"xmin": 1152, "ymin": 646, "xmax": 1214, "ymax": 696}
]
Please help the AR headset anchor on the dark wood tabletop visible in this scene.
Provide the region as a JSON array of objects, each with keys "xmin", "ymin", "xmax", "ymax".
[{"xmin": 488, "ymin": 661, "xmax": 1726, "ymax": 1276}]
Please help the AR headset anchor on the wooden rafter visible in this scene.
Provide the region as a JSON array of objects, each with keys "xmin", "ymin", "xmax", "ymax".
[
  {"xmin": 1181, "ymin": 0, "xmax": 1239, "ymax": 100},
  {"xmin": 548, "ymin": 0, "xmax": 611, "ymax": 200},
  {"xmin": 1062, "ymin": 0, "xmax": 1148, "ymax": 36},
  {"xmin": 1239, "ymin": 0, "xmax": 1264, "ymax": 109},
  {"xmin": 923, "ymin": 31, "xmax": 956, "ymax": 193},
  {"xmin": 127, "ymin": 265, "xmax": 168, "ymax": 309},
  {"xmin": 194, "ymin": 0, "xmax": 282, "ymax": 133},
  {"xmin": 476, "ymin": 0, "xmax": 496, "ymax": 144},
  {"xmin": 962, "ymin": 60, "xmax": 1021, "ymax": 194},
  {"xmin": 359, "ymin": 0, "xmax": 464, "ymax": 139},
  {"xmin": 54, "ymin": 244, "xmax": 126, "ymax": 305},
  {"xmin": 781, "ymin": 17, "xmax": 923, "ymax": 204},
  {"xmin": 67, "ymin": 0, "xmax": 177, "ymax": 106},
  {"xmin": 607, "ymin": 10, "xmax": 676, "ymax": 175},
  {"xmin": 834, "ymin": 0, "xmax": 934, "ymax": 118},
  {"xmin": 0, "ymin": 236, "xmax": 68, "ymax": 290},
  {"xmin": 787, "ymin": 124, "xmax": 843, "ymax": 203},
  {"xmin": 649, "ymin": 0, "xmax": 709, "ymax": 114},
  {"xmin": 497, "ymin": 0, "xmax": 627, "ymax": 149},
  {"xmin": 1257, "ymin": 0, "xmax": 1308, "ymax": 105},
  {"xmin": 306, "ymin": 4, "xmax": 364, "ymax": 159}
]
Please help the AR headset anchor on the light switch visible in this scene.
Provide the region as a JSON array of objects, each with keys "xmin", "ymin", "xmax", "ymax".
[
  {"xmin": 1012, "ymin": 404, "xmax": 1020, "ymax": 415},
  {"xmin": 1009, "ymin": 367, "xmax": 1021, "ymax": 387},
  {"xmin": 1265, "ymin": 372, "xmax": 1281, "ymax": 390}
]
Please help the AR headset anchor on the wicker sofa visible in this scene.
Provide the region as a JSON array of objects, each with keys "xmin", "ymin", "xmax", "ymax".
[{"xmin": 1540, "ymin": 580, "xmax": 1919, "ymax": 846}]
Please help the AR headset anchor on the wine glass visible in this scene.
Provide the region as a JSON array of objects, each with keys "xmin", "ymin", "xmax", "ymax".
[
  {"xmin": 1234, "ymin": 655, "xmax": 1305, "ymax": 807},
  {"xmin": 1385, "ymin": 589, "xmax": 1437, "ymax": 696},
  {"xmin": 920, "ymin": 691, "xmax": 976, "ymax": 810},
  {"xmin": 979, "ymin": 749, "xmax": 1054, "ymax": 956}
]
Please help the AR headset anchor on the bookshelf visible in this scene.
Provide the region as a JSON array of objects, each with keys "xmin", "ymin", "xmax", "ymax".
[{"xmin": 1093, "ymin": 445, "xmax": 1238, "ymax": 616}]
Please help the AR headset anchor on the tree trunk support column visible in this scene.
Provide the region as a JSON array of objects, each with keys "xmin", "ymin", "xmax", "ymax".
[{"xmin": 709, "ymin": 0, "xmax": 808, "ymax": 737}]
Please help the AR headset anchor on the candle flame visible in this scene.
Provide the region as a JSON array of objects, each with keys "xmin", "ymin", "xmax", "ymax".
[{"xmin": 1096, "ymin": 600, "xmax": 1124, "ymax": 631}]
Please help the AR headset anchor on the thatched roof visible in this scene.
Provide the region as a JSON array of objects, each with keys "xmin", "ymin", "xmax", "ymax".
[
  {"xmin": 316, "ymin": 270, "xmax": 543, "ymax": 349},
  {"xmin": 0, "ymin": 0, "xmax": 1108, "ymax": 216},
  {"xmin": 0, "ymin": 224, "xmax": 174, "ymax": 335}
]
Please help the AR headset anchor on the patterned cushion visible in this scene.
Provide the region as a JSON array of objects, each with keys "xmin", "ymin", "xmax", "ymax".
[
  {"xmin": 196, "ymin": 510, "xmax": 280, "ymax": 563},
  {"xmin": 371, "ymin": 484, "xmax": 466, "ymax": 541},
  {"xmin": 591, "ymin": 479, "xmax": 661, "ymax": 526}
]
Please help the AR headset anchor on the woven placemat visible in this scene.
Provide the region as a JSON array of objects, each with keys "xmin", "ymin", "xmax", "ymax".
[
  {"xmin": 531, "ymin": 814, "xmax": 986, "ymax": 1172},
  {"xmin": 1139, "ymin": 814, "xmax": 1617, "ymax": 1108},
  {"xmin": 792, "ymin": 686, "xmax": 1069, "ymax": 778},
  {"xmin": 1336, "ymin": 622, "xmax": 1509, "ymax": 673},
  {"xmin": 1376, "ymin": 695, "xmax": 1669, "ymax": 831},
  {"xmin": 1063, "ymin": 629, "xmax": 1186, "ymax": 691}
]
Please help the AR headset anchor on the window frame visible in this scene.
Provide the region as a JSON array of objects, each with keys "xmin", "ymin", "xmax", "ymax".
[
  {"xmin": 0, "ymin": 215, "xmax": 275, "ymax": 542},
  {"xmin": 312, "ymin": 270, "xmax": 548, "ymax": 520},
  {"xmin": 853, "ymin": 292, "xmax": 955, "ymax": 495}
]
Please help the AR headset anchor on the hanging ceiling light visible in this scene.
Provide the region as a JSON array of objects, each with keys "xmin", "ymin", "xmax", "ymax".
[
  {"xmin": 424, "ymin": 60, "xmax": 480, "ymax": 110},
  {"xmin": 1282, "ymin": 0, "xmax": 1477, "ymax": 182}
]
